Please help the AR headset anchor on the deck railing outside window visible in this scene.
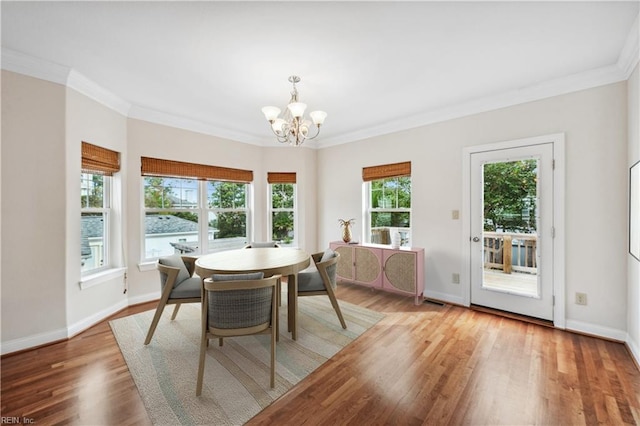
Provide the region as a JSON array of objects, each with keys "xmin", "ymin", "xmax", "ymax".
[{"xmin": 483, "ymin": 232, "xmax": 537, "ymax": 274}]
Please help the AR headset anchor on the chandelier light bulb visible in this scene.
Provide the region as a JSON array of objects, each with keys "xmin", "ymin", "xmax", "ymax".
[
  {"xmin": 287, "ymin": 102, "xmax": 307, "ymax": 118},
  {"xmin": 309, "ymin": 110, "xmax": 327, "ymax": 126},
  {"xmin": 261, "ymin": 106, "xmax": 281, "ymax": 122},
  {"xmin": 272, "ymin": 118, "xmax": 286, "ymax": 135}
]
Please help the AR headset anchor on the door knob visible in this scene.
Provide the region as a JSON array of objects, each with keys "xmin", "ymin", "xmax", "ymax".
[{"xmin": 472, "ymin": 236, "xmax": 480, "ymax": 242}]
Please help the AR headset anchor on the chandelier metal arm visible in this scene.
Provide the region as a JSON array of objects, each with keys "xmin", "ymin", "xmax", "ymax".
[
  {"xmin": 266, "ymin": 120, "xmax": 292, "ymax": 143},
  {"xmin": 305, "ymin": 125, "xmax": 322, "ymax": 140}
]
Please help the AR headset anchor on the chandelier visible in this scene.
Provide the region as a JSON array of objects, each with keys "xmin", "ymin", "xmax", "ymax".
[{"xmin": 261, "ymin": 75, "xmax": 327, "ymax": 147}]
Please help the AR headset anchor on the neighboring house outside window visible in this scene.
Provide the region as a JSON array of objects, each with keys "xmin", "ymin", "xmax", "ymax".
[
  {"xmin": 268, "ymin": 172, "xmax": 296, "ymax": 247},
  {"xmin": 141, "ymin": 157, "xmax": 253, "ymax": 261},
  {"xmin": 363, "ymin": 161, "xmax": 412, "ymax": 247},
  {"xmin": 81, "ymin": 142, "xmax": 120, "ymax": 274},
  {"xmin": 143, "ymin": 176, "xmax": 200, "ymax": 259}
]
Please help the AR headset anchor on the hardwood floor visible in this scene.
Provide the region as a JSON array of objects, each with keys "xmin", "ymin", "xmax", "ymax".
[
  {"xmin": 3, "ymin": 283, "xmax": 640, "ymax": 425},
  {"xmin": 1, "ymin": 302, "xmax": 154, "ymax": 426}
]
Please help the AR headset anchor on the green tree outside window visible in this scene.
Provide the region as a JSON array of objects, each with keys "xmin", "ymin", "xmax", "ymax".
[{"xmin": 483, "ymin": 160, "xmax": 538, "ymax": 232}]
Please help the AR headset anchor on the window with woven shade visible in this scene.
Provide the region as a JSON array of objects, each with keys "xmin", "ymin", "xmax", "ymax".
[
  {"xmin": 141, "ymin": 157, "xmax": 253, "ymax": 260},
  {"xmin": 363, "ymin": 161, "xmax": 412, "ymax": 247},
  {"xmin": 81, "ymin": 142, "xmax": 121, "ymax": 274},
  {"xmin": 267, "ymin": 172, "xmax": 297, "ymax": 247}
]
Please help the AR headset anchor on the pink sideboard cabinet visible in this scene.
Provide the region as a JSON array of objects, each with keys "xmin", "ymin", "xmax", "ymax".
[{"xmin": 329, "ymin": 241, "xmax": 425, "ymax": 305}]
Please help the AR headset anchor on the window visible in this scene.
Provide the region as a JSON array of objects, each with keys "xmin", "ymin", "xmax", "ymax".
[
  {"xmin": 268, "ymin": 172, "xmax": 296, "ymax": 247},
  {"xmin": 81, "ymin": 172, "xmax": 110, "ymax": 273},
  {"xmin": 81, "ymin": 142, "xmax": 120, "ymax": 274},
  {"xmin": 206, "ymin": 181, "xmax": 249, "ymax": 253},
  {"xmin": 141, "ymin": 157, "xmax": 252, "ymax": 261},
  {"xmin": 143, "ymin": 176, "xmax": 200, "ymax": 258},
  {"xmin": 363, "ymin": 161, "xmax": 411, "ymax": 247}
]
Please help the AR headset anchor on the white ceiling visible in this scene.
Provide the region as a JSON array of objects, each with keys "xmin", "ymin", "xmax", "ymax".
[{"xmin": 2, "ymin": 1, "xmax": 639, "ymax": 148}]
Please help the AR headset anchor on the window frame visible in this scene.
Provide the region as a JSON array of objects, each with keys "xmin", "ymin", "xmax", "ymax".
[
  {"xmin": 364, "ymin": 175, "xmax": 412, "ymax": 247},
  {"xmin": 81, "ymin": 172, "xmax": 112, "ymax": 276},
  {"xmin": 268, "ymin": 182, "xmax": 297, "ymax": 247},
  {"xmin": 141, "ymin": 176, "xmax": 252, "ymax": 261},
  {"xmin": 205, "ymin": 179, "xmax": 252, "ymax": 254},
  {"xmin": 142, "ymin": 176, "xmax": 201, "ymax": 261}
]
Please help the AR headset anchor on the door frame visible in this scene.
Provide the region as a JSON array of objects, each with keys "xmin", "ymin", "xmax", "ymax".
[{"xmin": 461, "ymin": 133, "xmax": 566, "ymax": 328}]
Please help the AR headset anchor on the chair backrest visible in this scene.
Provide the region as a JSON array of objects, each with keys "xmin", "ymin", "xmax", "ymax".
[
  {"xmin": 245, "ymin": 241, "xmax": 280, "ymax": 248},
  {"xmin": 203, "ymin": 273, "xmax": 280, "ymax": 334},
  {"xmin": 157, "ymin": 254, "xmax": 198, "ymax": 288},
  {"xmin": 312, "ymin": 249, "xmax": 340, "ymax": 289}
]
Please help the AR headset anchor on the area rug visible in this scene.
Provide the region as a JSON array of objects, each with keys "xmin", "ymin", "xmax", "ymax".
[{"xmin": 110, "ymin": 297, "xmax": 384, "ymax": 425}]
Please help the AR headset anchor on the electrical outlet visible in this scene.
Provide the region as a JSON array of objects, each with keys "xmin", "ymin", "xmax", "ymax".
[
  {"xmin": 452, "ymin": 210, "xmax": 460, "ymax": 220},
  {"xmin": 452, "ymin": 273, "xmax": 460, "ymax": 284},
  {"xmin": 575, "ymin": 292, "xmax": 587, "ymax": 305}
]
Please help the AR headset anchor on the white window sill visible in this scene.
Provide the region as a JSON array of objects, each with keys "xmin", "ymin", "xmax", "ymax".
[
  {"xmin": 80, "ymin": 267, "xmax": 127, "ymax": 290},
  {"xmin": 138, "ymin": 261, "xmax": 158, "ymax": 272}
]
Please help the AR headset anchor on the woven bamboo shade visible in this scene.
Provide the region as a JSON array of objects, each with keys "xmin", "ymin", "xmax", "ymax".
[
  {"xmin": 81, "ymin": 142, "xmax": 120, "ymax": 175},
  {"xmin": 267, "ymin": 172, "xmax": 297, "ymax": 184},
  {"xmin": 141, "ymin": 157, "xmax": 253, "ymax": 182},
  {"xmin": 362, "ymin": 161, "xmax": 411, "ymax": 181}
]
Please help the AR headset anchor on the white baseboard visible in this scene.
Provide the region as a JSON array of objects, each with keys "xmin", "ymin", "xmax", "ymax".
[
  {"xmin": 626, "ymin": 334, "xmax": 640, "ymax": 366},
  {"xmin": 1, "ymin": 327, "xmax": 68, "ymax": 356},
  {"xmin": 2, "ymin": 291, "xmax": 162, "ymax": 356},
  {"xmin": 423, "ymin": 290, "xmax": 465, "ymax": 306},
  {"xmin": 565, "ymin": 319, "xmax": 627, "ymax": 342},
  {"xmin": 67, "ymin": 299, "xmax": 129, "ymax": 338}
]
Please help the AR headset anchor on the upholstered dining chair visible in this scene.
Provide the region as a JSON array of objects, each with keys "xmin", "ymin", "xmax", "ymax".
[
  {"xmin": 144, "ymin": 254, "xmax": 201, "ymax": 345},
  {"xmin": 297, "ymin": 249, "xmax": 347, "ymax": 329},
  {"xmin": 196, "ymin": 272, "xmax": 280, "ymax": 396},
  {"xmin": 244, "ymin": 241, "xmax": 282, "ymax": 305}
]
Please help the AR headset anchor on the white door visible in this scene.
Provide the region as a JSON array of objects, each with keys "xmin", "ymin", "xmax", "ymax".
[{"xmin": 470, "ymin": 143, "xmax": 554, "ymax": 320}]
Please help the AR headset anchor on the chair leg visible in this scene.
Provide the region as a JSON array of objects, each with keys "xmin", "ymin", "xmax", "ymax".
[
  {"xmin": 170, "ymin": 303, "xmax": 181, "ymax": 320},
  {"xmin": 270, "ymin": 325, "xmax": 276, "ymax": 388},
  {"xmin": 144, "ymin": 303, "xmax": 166, "ymax": 345},
  {"xmin": 273, "ymin": 278, "xmax": 281, "ymax": 342},
  {"xmin": 326, "ymin": 292, "xmax": 347, "ymax": 329},
  {"xmin": 277, "ymin": 278, "xmax": 281, "ymax": 307},
  {"xmin": 196, "ymin": 332, "xmax": 208, "ymax": 396}
]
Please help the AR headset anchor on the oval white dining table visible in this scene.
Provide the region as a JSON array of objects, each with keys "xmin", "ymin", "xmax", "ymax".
[{"xmin": 195, "ymin": 247, "xmax": 311, "ymax": 340}]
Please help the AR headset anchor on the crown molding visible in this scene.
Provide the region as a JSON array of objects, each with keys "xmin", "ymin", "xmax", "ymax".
[
  {"xmin": 318, "ymin": 63, "xmax": 627, "ymax": 149},
  {"xmin": 2, "ymin": 47, "xmax": 635, "ymax": 151},
  {"xmin": 617, "ymin": 13, "xmax": 639, "ymax": 79},
  {"xmin": 127, "ymin": 105, "xmax": 267, "ymax": 147},
  {"xmin": 1, "ymin": 48, "xmax": 69, "ymax": 85},
  {"xmin": 67, "ymin": 69, "xmax": 131, "ymax": 117},
  {"xmin": 2, "ymin": 48, "xmax": 131, "ymax": 117}
]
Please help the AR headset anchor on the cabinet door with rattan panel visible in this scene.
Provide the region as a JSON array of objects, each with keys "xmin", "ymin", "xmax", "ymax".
[
  {"xmin": 382, "ymin": 248, "xmax": 425, "ymax": 305},
  {"xmin": 333, "ymin": 245, "xmax": 354, "ymax": 280},
  {"xmin": 330, "ymin": 242, "xmax": 382, "ymax": 288},
  {"xmin": 354, "ymin": 246, "xmax": 382, "ymax": 288}
]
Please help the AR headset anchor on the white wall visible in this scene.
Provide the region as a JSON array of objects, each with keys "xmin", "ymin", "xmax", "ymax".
[
  {"xmin": 317, "ymin": 82, "xmax": 629, "ymax": 335},
  {"xmin": 65, "ymin": 87, "xmax": 129, "ymax": 334},
  {"xmin": 627, "ymin": 64, "xmax": 640, "ymax": 360},
  {"xmin": 1, "ymin": 71, "xmax": 68, "ymax": 348}
]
